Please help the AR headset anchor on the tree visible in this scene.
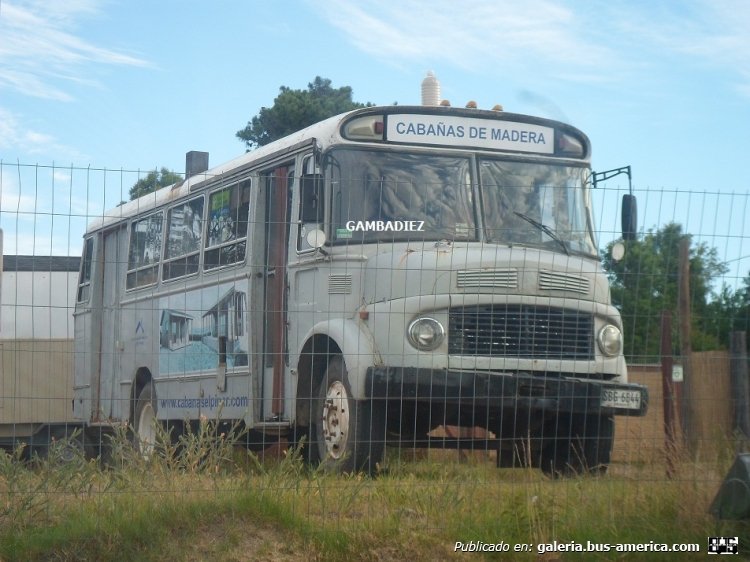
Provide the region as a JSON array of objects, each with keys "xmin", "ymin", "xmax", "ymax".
[
  {"xmin": 236, "ymin": 77, "xmax": 372, "ymax": 150},
  {"xmin": 703, "ymin": 273, "xmax": 750, "ymax": 350},
  {"xmin": 703, "ymin": 283, "xmax": 746, "ymax": 347},
  {"xmin": 129, "ymin": 167, "xmax": 183, "ymax": 200},
  {"xmin": 601, "ymin": 222, "xmax": 728, "ymax": 362},
  {"xmin": 737, "ymin": 274, "xmax": 750, "ymax": 346}
]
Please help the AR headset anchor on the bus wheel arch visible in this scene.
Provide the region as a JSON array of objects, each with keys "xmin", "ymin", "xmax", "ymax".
[
  {"xmin": 295, "ymin": 335, "xmax": 341, "ymax": 430},
  {"xmin": 131, "ymin": 368, "xmax": 156, "ymax": 457},
  {"xmin": 130, "ymin": 367, "xmax": 153, "ymax": 423}
]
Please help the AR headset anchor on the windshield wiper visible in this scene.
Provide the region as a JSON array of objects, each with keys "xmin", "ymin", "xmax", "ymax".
[{"xmin": 513, "ymin": 211, "xmax": 570, "ymax": 255}]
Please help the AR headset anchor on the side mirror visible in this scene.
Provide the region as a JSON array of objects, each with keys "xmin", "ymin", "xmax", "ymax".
[
  {"xmin": 300, "ymin": 174, "xmax": 323, "ymax": 224},
  {"xmin": 622, "ymin": 194, "xmax": 637, "ymax": 241}
]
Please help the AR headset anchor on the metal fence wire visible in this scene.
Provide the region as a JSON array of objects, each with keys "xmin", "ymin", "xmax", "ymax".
[{"xmin": 1, "ymin": 160, "xmax": 749, "ymax": 560}]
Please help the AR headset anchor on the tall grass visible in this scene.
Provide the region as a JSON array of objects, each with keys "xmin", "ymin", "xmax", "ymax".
[{"xmin": 1, "ymin": 422, "xmax": 748, "ymax": 561}]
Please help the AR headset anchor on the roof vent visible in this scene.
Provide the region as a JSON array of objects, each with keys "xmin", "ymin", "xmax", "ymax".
[
  {"xmin": 185, "ymin": 151, "xmax": 209, "ymax": 179},
  {"xmin": 421, "ymin": 71, "xmax": 441, "ymax": 106}
]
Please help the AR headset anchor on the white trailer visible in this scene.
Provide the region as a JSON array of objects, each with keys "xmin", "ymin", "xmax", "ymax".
[{"xmin": 0, "ymin": 254, "xmax": 81, "ymax": 455}]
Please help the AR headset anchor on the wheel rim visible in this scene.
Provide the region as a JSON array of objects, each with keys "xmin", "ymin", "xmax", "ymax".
[
  {"xmin": 59, "ymin": 442, "xmax": 80, "ymax": 463},
  {"xmin": 138, "ymin": 402, "xmax": 156, "ymax": 457},
  {"xmin": 321, "ymin": 380, "xmax": 350, "ymax": 460},
  {"xmin": 50, "ymin": 431, "xmax": 81, "ymax": 464}
]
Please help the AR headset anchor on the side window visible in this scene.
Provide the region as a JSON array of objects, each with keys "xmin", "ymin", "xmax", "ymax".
[
  {"xmin": 297, "ymin": 155, "xmax": 324, "ymax": 252},
  {"xmin": 126, "ymin": 211, "xmax": 163, "ymax": 289},
  {"xmin": 77, "ymin": 237, "xmax": 94, "ymax": 302},
  {"xmin": 204, "ymin": 181, "xmax": 251, "ymax": 270},
  {"xmin": 163, "ymin": 196, "xmax": 204, "ymax": 280}
]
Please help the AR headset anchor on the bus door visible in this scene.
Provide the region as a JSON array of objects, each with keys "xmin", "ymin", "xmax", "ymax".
[
  {"xmin": 94, "ymin": 225, "xmax": 126, "ymax": 421},
  {"xmin": 261, "ymin": 164, "xmax": 293, "ymax": 420}
]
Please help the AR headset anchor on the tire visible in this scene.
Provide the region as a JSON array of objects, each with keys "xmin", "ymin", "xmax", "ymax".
[
  {"xmin": 540, "ymin": 414, "xmax": 613, "ymax": 477},
  {"xmin": 48, "ymin": 426, "xmax": 86, "ymax": 464},
  {"xmin": 29, "ymin": 426, "xmax": 85, "ymax": 464},
  {"xmin": 134, "ymin": 382, "xmax": 158, "ymax": 458},
  {"xmin": 311, "ymin": 356, "xmax": 385, "ymax": 475}
]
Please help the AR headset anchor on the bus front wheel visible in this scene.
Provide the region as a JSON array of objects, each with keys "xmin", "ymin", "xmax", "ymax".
[{"xmin": 311, "ymin": 356, "xmax": 384, "ymax": 475}]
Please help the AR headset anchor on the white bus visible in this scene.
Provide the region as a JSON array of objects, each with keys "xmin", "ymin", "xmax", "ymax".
[{"xmin": 73, "ymin": 104, "xmax": 647, "ymax": 474}]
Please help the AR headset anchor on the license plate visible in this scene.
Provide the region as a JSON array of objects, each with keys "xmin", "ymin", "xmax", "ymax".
[{"xmin": 601, "ymin": 388, "xmax": 641, "ymax": 410}]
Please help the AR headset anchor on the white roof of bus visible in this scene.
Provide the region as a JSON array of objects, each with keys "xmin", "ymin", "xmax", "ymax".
[
  {"xmin": 85, "ymin": 109, "xmax": 352, "ymax": 234},
  {"xmin": 85, "ymin": 105, "xmax": 582, "ymax": 235}
]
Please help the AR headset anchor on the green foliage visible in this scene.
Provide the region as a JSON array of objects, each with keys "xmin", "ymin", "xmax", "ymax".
[
  {"xmin": 0, "ymin": 433, "xmax": 97, "ymax": 536},
  {"xmin": 236, "ymin": 77, "xmax": 372, "ymax": 150},
  {"xmin": 129, "ymin": 167, "xmax": 183, "ymax": 200},
  {"xmin": 602, "ymin": 222, "xmax": 729, "ymax": 361},
  {"xmin": 2, "ymin": 441, "xmax": 741, "ymax": 561},
  {"xmin": 703, "ymin": 283, "xmax": 749, "ymax": 348}
]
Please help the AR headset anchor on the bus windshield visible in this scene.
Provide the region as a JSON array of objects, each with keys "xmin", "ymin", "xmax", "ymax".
[
  {"xmin": 330, "ymin": 149, "xmax": 475, "ymax": 242},
  {"xmin": 328, "ymin": 148, "xmax": 596, "ymax": 256},
  {"xmin": 479, "ymin": 159, "xmax": 597, "ymax": 256}
]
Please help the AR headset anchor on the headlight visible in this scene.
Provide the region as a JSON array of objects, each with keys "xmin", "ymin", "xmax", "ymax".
[
  {"xmin": 598, "ymin": 324, "xmax": 622, "ymax": 357},
  {"xmin": 407, "ymin": 317, "xmax": 445, "ymax": 351}
]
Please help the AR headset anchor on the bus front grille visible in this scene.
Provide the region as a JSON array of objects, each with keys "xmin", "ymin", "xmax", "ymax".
[{"xmin": 448, "ymin": 305, "xmax": 594, "ymax": 360}]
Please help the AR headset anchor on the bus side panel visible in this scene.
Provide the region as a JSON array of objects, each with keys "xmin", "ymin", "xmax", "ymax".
[
  {"xmin": 116, "ymin": 296, "xmax": 160, "ymax": 422},
  {"xmin": 74, "ymin": 234, "xmax": 103, "ymax": 423},
  {"xmin": 73, "ymin": 308, "xmax": 94, "ymax": 422},
  {"xmin": 143, "ymin": 279, "xmax": 252, "ymax": 422},
  {"xmin": 95, "ymin": 226, "xmax": 128, "ymax": 421}
]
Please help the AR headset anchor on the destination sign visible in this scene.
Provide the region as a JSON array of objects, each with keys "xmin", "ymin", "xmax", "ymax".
[{"xmin": 386, "ymin": 114, "xmax": 554, "ymax": 154}]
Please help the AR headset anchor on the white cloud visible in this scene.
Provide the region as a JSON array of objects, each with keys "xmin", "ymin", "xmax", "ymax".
[
  {"xmin": 598, "ymin": 0, "xmax": 750, "ymax": 96},
  {"xmin": 0, "ymin": 107, "xmax": 87, "ymax": 159},
  {"xmin": 0, "ymin": 0, "xmax": 148, "ymax": 100},
  {"xmin": 315, "ymin": 0, "xmax": 621, "ymax": 82},
  {"xmin": 677, "ymin": 0, "xmax": 750, "ymax": 96},
  {"xmin": 314, "ymin": 0, "xmax": 750, "ymax": 94}
]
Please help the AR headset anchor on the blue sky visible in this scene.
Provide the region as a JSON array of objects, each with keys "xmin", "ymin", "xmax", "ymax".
[{"xmin": 1, "ymin": 0, "xmax": 749, "ymax": 283}]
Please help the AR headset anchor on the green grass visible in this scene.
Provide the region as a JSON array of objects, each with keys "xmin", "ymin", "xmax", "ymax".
[{"xmin": 1, "ymin": 424, "xmax": 749, "ymax": 561}]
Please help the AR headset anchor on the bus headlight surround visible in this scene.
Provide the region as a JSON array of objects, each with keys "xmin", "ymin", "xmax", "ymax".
[
  {"xmin": 407, "ymin": 317, "xmax": 445, "ymax": 351},
  {"xmin": 598, "ymin": 324, "xmax": 622, "ymax": 357}
]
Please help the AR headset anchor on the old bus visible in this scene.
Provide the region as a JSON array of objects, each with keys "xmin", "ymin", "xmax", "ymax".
[{"xmin": 73, "ymin": 104, "xmax": 647, "ymax": 474}]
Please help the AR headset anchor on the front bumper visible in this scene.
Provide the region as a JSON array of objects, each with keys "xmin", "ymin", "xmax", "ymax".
[{"xmin": 365, "ymin": 367, "xmax": 648, "ymax": 417}]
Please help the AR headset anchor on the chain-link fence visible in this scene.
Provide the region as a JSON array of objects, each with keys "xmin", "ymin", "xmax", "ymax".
[{"xmin": 1, "ymin": 160, "xmax": 748, "ymax": 560}]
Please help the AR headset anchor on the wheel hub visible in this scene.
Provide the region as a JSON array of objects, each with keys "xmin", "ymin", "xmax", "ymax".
[
  {"xmin": 138, "ymin": 402, "xmax": 156, "ymax": 457},
  {"xmin": 321, "ymin": 380, "xmax": 349, "ymax": 459}
]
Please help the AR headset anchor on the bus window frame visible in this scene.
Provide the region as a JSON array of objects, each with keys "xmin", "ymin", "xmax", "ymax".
[
  {"xmin": 476, "ymin": 157, "xmax": 597, "ymax": 257},
  {"xmin": 325, "ymin": 146, "xmax": 480, "ymax": 245},
  {"xmin": 77, "ymin": 236, "xmax": 95, "ymax": 303},
  {"xmin": 297, "ymin": 153, "xmax": 325, "ymax": 254},
  {"xmin": 125, "ymin": 210, "xmax": 164, "ymax": 291},
  {"xmin": 162, "ymin": 194, "xmax": 205, "ymax": 283},
  {"xmin": 203, "ymin": 180, "xmax": 251, "ymax": 272}
]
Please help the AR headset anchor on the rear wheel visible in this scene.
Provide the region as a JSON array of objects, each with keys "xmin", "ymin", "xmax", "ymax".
[
  {"xmin": 540, "ymin": 414, "xmax": 613, "ymax": 476},
  {"xmin": 134, "ymin": 382, "xmax": 157, "ymax": 458},
  {"xmin": 311, "ymin": 356, "xmax": 385, "ymax": 475},
  {"xmin": 29, "ymin": 426, "xmax": 86, "ymax": 464},
  {"xmin": 49, "ymin": 426, "xmax": 86, "ymax": 463}
]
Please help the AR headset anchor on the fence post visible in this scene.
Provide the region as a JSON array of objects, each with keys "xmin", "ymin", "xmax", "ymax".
[
  {"xmin": 730, "ymin": 331, "xmax": 750, "ymax": 440},
  {"xmin": 678, "ymin": 238, "xmax": 698, "ymax": 456},
  {"xmin": 661, "ymin": 310, "xmax": 677, "ymax": 478}
]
